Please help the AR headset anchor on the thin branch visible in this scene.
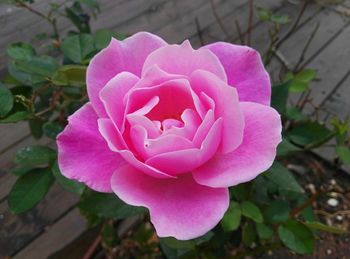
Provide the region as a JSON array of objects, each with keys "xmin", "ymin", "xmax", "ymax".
[
  {"xmin": 274, "ymin": 0, "xmax": 309, "ymax": 51},
  {"xmin": 195, "ymin": 17, "xmax": 204, "ymax": 46},
  {"xmin": 294, "ymin": 22, "xmax": 320, "ymax": 72},
  {"xmin": 210, "ymin": 0, "xmax": 230, "ymax": 39},
  {"xmin": 265, "ymin": 0, "xmax": 309, "ymax": 65},
  {"xmin": 234, "ymin": 19, "xmax": 245, "ymax": 44},
  {"xmin": 247, "ymin": 0, "xmax": 254, "ymax": 46},
  {"xmin": 16, "ymin": 2, "xmax": 60, "ymax": 41},
  {"xmin": 82, "ymin": 235, "xmax": 102, "ymax": 259},
  {"xmin": 290, "ymin": 190, "xmax": 323, "ymax": 218}
]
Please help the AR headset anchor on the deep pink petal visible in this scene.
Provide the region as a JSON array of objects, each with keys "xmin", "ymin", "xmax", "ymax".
[
  {"xmin": 99, "ymin": 72, "xmax": 140, "ymax": 131},
  {"xmin": 87, "ymin": 32, "xmax": 167, "ymax": 117},
  {"xmin": 142, "ymin": 40, "xmax": 227, "ymax": 82},
  {"xmin": 57, "ymin": 103, "xmax": 126, "ymax": 192},
  {"xmin": 98, "ymin": 118, "xmax": 175, "ymax": 179},
  {"xmin": 193, "ymin": 102, "xmax": 282, "ymax": 188},
  {"xmin": 111, "ymin": 166, "xmax": 229, "ymax": 240},
  {"xmin": 146, "ymin": 118, "xmax": 223, "ymax": 175},
  {"xmin": 203, "ymin": 42, "xmax": 271, "ymax": 105},
  {"xmin": 190, "ymin": 70, "xmax": 244, "ymax": 153},
  {"xmin": 130, "ymin": 125, "xmax": 194, "ymax": 160}
]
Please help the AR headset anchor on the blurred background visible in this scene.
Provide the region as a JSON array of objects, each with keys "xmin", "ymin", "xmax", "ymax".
[{"xmin": 0, "ymin": 0, "xmax": 349, "ymax": 258}]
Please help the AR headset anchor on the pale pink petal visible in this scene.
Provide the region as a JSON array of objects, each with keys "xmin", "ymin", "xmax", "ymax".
[
  {"xmin": 190, "ymin": 70, "xmax": 244, "ymax": 153},
  {"xmin": 99, "ymin": 72, "xmax": 140, "ymax": 131},
  {"xmin": 142, "ymin": 40, "xmax": 227, "ymax": 82},
  {"xmin": 111, "ymin": 166, "xmax": 229, "ymax": 240},
  {"xmin": 87, "ymin": 32, "xmax": 167, "ymax": 117},
  {"xmin": 98, "ymin": 118, "xmax": 175, "ymax": 179},
  {"xmin": 57, "ymin": 103, "xmax": 126, "ymax": 192},
  {"xmin": 203, "ymin": 42, "xmax": 271, "ymax": 105},
  {"xmin": 146, "ymin": 118, "xmax": 223, "ymax": 175},
  {"xmin": 193, "ymin": 102, "xmax": 282, "ymax": 188}
]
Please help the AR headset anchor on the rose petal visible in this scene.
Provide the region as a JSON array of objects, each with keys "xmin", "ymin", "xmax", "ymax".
[
  {"xmin": 146, "ymin": 118, "xmax": 223, "ymax": 175},
  {"xmin": 111, "ymin": 166, "xmax": 229, "ymax": 240},
  {"xmin": 142, "ymin": 40, "xmax": 227, "ymax": 82},
  {"xmin": 57, "ymin": 103, "xmax": 126, "ymax": 192},
  {"xmin": 87, "ymin": 32, "xmax": 167, "ymax": 117},
  {"xmin": 99, "ymin": 72, "xmax": 140, "ymax": 131},
  {"xmin": 98, "ymin": 118, "xmax": 175, "ymax": 179},
  {"xmin": 190, "ymin": 70, "xmax": 244, "ymax": 153},
  {"xmin": 203, "ymin": 42, "xmax": 271, "ymax": 105},
  {"xmin": 193, "ymin": 102, "xmax": 282, "ymax": 188},
  {"xmin": 130, "ymin": 125, "xmax": 194, "ymax": 160}
]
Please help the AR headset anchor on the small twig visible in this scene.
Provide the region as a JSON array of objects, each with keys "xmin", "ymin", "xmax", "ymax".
[
  {"xmin": 210, "ymin": 0, "xmax": 230, "ymax": 39},
  {"xmin": 234, "ymin": 19, "xmax": 245, "ymax": 44},
  {"xmin": 82, "ymin": 235, "xmax": 102, "ymax": 259},
  {"xmin": 274, "ymin": 0, "xmax": 309, "ymax": 51},
  {"xmin": 294, "ymin": 22, "xmax": 320, "ymax": 72},
  {"xmin": 247, "ymin": 0, "xmax": 254, "ymax": 46},
  {"xmin": 272, "ymin": 49, "xmax": 290, "ymax": 70},
  {"xmin": 265, "ymin": 0, "xmax": 309, "ymax": 65},
  {"xmin": 195, "ymin": 17, "xmax": 204, "ymax": 46},
  {"xmin": 16, "ymin": 2, "xmax": 60, "ymax": 41},
  {"xmin": 290, "ymin": 190, "xmax": 323, "ymax": 218}
]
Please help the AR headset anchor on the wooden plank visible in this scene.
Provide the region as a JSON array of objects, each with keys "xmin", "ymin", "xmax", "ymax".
[
  {"xmin": 301, "ymin": 23, "xmax": 350, "ymax": 109},
  {"xmin": 322, "ymin": 70, "xmax": 350, "ymax": 120},
  {"xmin": 154, "ymin": 0, "xmax": 249, "ymax": 43},
  {"xmin": 0, "ymin": 183, "xmax": 80, "ymax": 257},
  {"xmin": 0, "ymin": 122, "xmax": 29, "ymax": 154},
  {"xmin": 268, "ymin": 7, "xmax": 349, "ymax": 76},
  {"xmin": 189, "ymin": 0, "xmax": 302, "ymax": 48},
  {"xmin": 13, "ymin": 208, "xmax": 86, "ymax": 259}
]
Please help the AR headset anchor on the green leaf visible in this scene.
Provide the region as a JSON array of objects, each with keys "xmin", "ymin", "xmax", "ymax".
[
  {"xmin": 278, "ymin": 220, "xmax": 315, "ymax": 254},
  {"xmin": 264, "ymin": 200, "xmax": 290, "ymax": 223},
  {"xmin": 51, "ymin": 65, "xmax": 86, "ymax": 87},
  {"xmin": 221, "ymin": 201, "xmax": 241, "ymax": 232},
  {"xmin": 78, "ymin": 190, "xmax": 146, "ymax": 219},
  {"xmin": 289, "ymin": 79, "xmax": 308, "ymax": 93},
  {"xmin": 287, "ymin": 122, "xmax": 333, "ymax": 147},
  {"xmin": 285, "ymin": 107, "xmax": 306, "ymax": 122},
  {"xmin": 304, "ymin": 221, "xmax": 347, "ymax": 234},
  {"xmin": 265, "ymin": 162, "xmax": 304, "ymax": 195},
  {"xmin": 271, "ymin": 81, "xmax": 290, "ymax": 113},
  {"xmin": 0, "ymin": 111, "xmax": 32, "ymax": 123},
  {"xmin": 29, "ymin": 119, "xmax": 44, "ymax": 139},
  {"xmin": 8, "ymin": 56, "xmax": 58, "ymax": 85},
  {"xmin": 11, "ymin": 165, "xmax": 33, "ymax": 176},
  {"xmin": 15, "ymin": 146, "xmax": 56, "ymax": 166},
  {"xmin": 0, "ymin": 83, "xmax": 14, "ymax": 117},
  {"xmin": 7, "ymin": 42, "xmax": 36, "ymax": 61},
  {"xmin": 242, "ymin": 222, "xmax": 257, "ymax": 246},
  {"xmin": 161, "ymin": 237, "xmax": 195, "ymax": 250},
  {"xmin": 241, "ymin": 201, "xmax": 263, "ymax": 223},
  {"xmin": 277, "ymin": 138, "xmax": 301, "ymax": 156},
  {"xmin": 52, "ymin": 161, "xmax": 85, "ymax": 194},
  {"xmin": 256, "ymin": 223, "xmax": 273, "ymax": 239},
  {"xmin": 8, "ymin": 168, "xmax": 54, "ymax": 214},
  {"xmin": 271, "ymin": 14, "xmax": 290, "ymax": 24},
  {"xmin": 257, "ymin": 8, "xmax": 271, "ymax": 21},
  {"xmin": 336, "ymin": 146, "xmax": 350, "ymax": 164},
  {"xmin": 43, "ymin": 121, "xmax": 63, "ymax": 139},
  {"xmin": 61, "ymin": 34, "xmax": 95, "ymax": 63},
  {"xmin": 296, "ymin": 69, "xmax": 316, "ymax": 83},
  {"xmin": 94, "ymin": 29, "xmax": 115, "ymax": 50}
]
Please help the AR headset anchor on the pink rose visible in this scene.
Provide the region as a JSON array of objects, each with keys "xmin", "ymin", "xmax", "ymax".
[{"xmin": 57, "ymin": 32, "xmax": 281, "ymax": 240}]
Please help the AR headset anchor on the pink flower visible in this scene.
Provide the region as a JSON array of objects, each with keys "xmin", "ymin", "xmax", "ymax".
[{"xmin": 57, "ymin": 32, "xmax": 282, "ymax": 240}]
